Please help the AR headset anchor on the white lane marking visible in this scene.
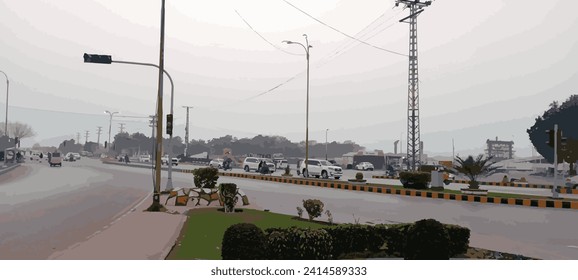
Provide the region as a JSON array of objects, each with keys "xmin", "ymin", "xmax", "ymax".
[{"xmin": 567, "ymin": 245, "xmax": 578, "ymax": 249}]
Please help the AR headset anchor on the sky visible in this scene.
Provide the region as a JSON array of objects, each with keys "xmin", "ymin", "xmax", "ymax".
[{"xmin": 0, "ymin": 0, "xmax": 577, "ymax": 156}]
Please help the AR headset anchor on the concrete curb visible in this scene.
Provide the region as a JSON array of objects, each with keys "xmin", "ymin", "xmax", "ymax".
[{"xmin": 0, "ymin": 163, "xmax": 21, "ymax": 176}]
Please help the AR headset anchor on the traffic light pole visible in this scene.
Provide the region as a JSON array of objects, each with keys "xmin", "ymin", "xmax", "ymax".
[{"xmin": 105, "ymin": 59, "xmax": 176, "ymax": 191}]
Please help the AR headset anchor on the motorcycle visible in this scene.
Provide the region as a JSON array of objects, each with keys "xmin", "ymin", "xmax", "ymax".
[{"xmin": 223, "ymin": 159, "xmax": 233, "ymax": 171}]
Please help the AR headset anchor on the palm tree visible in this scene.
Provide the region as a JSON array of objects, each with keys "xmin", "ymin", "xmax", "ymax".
[{"xmin": 453, "ymin": 155, "xmax": 497, "ymax": 189}]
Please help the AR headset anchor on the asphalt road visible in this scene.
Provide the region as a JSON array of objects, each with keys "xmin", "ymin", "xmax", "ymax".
[
  {"xmin": 2, "ymin": 158, "xmax": 578, "ymax": 259},
  {"xmin": 0, "ymin": 158, "xmax": 150, "ymax": 259}
]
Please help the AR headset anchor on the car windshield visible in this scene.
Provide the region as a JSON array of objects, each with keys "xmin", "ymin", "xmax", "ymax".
[{"xmin": 320, "ymin": 160, "xmax": 330, "ymax": 166}]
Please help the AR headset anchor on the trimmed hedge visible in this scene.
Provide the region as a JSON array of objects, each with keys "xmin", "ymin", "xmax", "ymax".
[
  {"xmin": 404, "ymin": 219, "xmax": 450, "ymax": 260},
  {"xmin": 265, "ymin": 227, "xmax": 333, "ymax": 260},
  {"xmin": 325, "ymin": 224, "xmax": 387, "ymax": 259},
  {"xmin": 221, "ymin": 223, "xmax": 267, "ymax": 260},
  {"xmin": 445, "ymin": 224, "xmax": 471, "ymax": 256},
  {"xmin": 399, "ymin": 172, "xmax": 431, "ymax": 190}
]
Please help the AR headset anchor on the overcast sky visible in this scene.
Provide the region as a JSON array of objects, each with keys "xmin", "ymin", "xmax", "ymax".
[{"xmin": 1, "ymin": 0, "xmax": 577, "ymax": 156}]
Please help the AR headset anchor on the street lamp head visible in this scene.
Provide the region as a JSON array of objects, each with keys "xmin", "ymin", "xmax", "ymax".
[{"xmin": 282, "ymin": 40, "xmax": 293, "ymax": 44}]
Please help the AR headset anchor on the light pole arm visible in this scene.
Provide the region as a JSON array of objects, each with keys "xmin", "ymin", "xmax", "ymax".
[{"xmin": 112, "ymin": 60, "xmax": 174, "ymax": 104}]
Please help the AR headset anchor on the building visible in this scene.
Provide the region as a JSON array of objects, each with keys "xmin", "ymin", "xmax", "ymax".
[{"xmin": 485, "ymin": 137, "xmax": 514, "ymax": 161}]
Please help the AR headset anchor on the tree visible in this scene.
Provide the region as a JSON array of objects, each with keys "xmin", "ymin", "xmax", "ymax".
[
  {"xmin": 7, "ymin": 122, "xmax": 36, "ymax": 139},
  {"xmin": 452, "ymin": 155, "xmax": 497, "ymax": 189},
  {"xmin": 528, "ymin": 94, "xmax": 578, "ymax": 175}
]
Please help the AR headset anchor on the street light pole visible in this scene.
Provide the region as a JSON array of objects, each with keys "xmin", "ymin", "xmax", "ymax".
[
  {"xmin": 0, "ymin": 70, "xmax": 9, "ymax": 136},
  {"xmin": 105, "ymin": 110, "xmax": 119, "ymax": 151},
  {"xmin": 325, "ymin": 129, "xmax": 329, "ymax": 161},
  {"xmin": 283, "ymin": 34, "xmax": 312, "ymax": 176}
]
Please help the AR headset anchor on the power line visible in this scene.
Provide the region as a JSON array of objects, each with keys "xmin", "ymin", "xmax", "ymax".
[
  {"xmin": 239, "ymin": 8, "xmax": 402, "ymax": 102},
  {"xmin": 281, "ymin": 0, "xmax": 407, "ymax": 57},
  {"xmin": 234, "ymin": 9, "xmax": 302, "ymax": 56}
]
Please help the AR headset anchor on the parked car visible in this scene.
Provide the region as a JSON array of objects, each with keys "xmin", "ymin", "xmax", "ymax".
[
  {"xmin": 139, "ymin": 155, "xmax": 151, "ymax": 163},
  {"xmin": 72, "ymin": 153, "xmax": 81, "ymax": 160},
  {"xmin": 355, "ymin": 162, "xmax": 374, "ymax": 171},
  {"xmin": 298, "ymin": 159, "xmax": 342, "ymax": 179},
  {"xmin": 243, "ymin": 157, "xmax": 261, "ymax": 172},
  {"xmin": 161, "ymin": 155, "xmax": 179, "ymax": 166},
  {"xmin": 275, "ymin": 159, "xmax": 288, "ymax": 170},
  {"xmin": 48, "ymin": 152, "xmax": 62, "ymax": 167},
  {"xmin": 209, "ymin": 158, "xmax": 224, "ymax": 169},
  {"xmin": 243, "ymin": 157, "xmax": 275, "ymax": 173}
]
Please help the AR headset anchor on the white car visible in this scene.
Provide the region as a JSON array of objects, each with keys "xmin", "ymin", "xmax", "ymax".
[
  {"xmin": 209, "ymin": 158, "xmax": 224, "ymax": 169},
  {"xmin": 161, "ymin": 155, "xmax": 179, "ymax": 166},
  {"xmin": 275, "ymin": 159, "xmax": 288, "ymax": 170},
  {"xmin": 298, "ymin": 159, "xmax": 342, "ymax": 179},
  {"xmin": 242, "ymin": 157, "xmax": 275, "ymax": 173},
  {"xmin": 243, "ymin": 157, "xmax": 261, "ymax": 172},
  {"xmin": 139, "ymin": 155, "xmax": 151, "ymax": 163},
  {"xmin": 356, "ymin": 162, "xmax": 374, "ymax": 171},
  {"xmin": 71, "ymin": 153, "xmax": 81, "ymax": 160}
]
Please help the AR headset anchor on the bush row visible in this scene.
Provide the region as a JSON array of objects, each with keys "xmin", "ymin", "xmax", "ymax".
[{"xmin": 221, "ymin": 219, "xmax": 470, "ymax": 260}]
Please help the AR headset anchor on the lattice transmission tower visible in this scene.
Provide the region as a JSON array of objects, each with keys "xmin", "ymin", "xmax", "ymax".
[{"xmin": 396, "ymin": 0, "xmax": 432, "ymax": 171}]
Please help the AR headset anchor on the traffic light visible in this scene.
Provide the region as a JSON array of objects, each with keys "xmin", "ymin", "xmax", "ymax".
[
  {"xmin": 546, "ymin": 129, "xmax": 555, "ymax": 148},
  {"xmin": 546, "ymin": 129, "xmax": 567, "ymax": 150},
  {"xmin": 83, "ymin": 53, "xmax": 112, "ymax": 64},
  {"xmin": 166, "ymin": 114, "xmax": 173, "ymax": 135}
]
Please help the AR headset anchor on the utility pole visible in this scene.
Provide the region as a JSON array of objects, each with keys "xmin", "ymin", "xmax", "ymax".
[
  {"xmin": 76, "ymin": 132, "xmax": 81, "ymax": 144},
  {"xmin": 182, "ymin": 106, "xmax": 193, "ymax": 157},
  {"xmin": 96, "ymin": 126, "xmax": 102, "ymax": 147},
  {"xmin": 396, "ymin": 0, "xmax": 432, "ymax": 171},
  {"xmin": 119, "ymin": 123, "xmax": 126, "ymax": 134},
  {"xmin": 84, "ymin": 130, "xmax": 89, "ymax": 144}
]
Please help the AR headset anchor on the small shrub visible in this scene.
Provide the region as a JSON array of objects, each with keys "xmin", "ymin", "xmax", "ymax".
[
  {"xmin": 325, "ymin": 210, "xmax": 333, "ymax": 225},
  {"xmin": 399, "ymin": 172, "xmax": 431, "ymax": 190},
  {"xmin": 266, "ymin": 227, "xmax": 333, "ymax": 260},
  {"xmin": 221, "ymin": 223, "xmax": 267, "ymax": 260},
  {"xmin": 296, "ymin": 207, "xmax": 303, "ymax": 219},
  {"xmin": 404, "ymin": 219, "xmax": 450, "ymax": 260},
  {"xmin": 302, "ymin": 199, "xmax": 324, "ymax": 221},
  {"xmin": 501, "ymin": 175, "xmax": 509, "ymax": 183},
  {"xmin": 355, "ymin": 172, "xmax": 364, "ymax": 181},
  {"xmin": 218, "ymin": 183, "xmax": 238, "ymax": 213},
  {"xmin": 193, "ymin": 167, "xmax": 219, "ymax": 189}
]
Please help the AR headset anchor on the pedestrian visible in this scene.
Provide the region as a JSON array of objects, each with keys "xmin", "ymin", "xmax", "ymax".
[
  {"xmin": 124, "ymin": 154, "xmax": 129, "ymax": 164},
  {"xmin": 258, "ymin": 160, "xmax": 263, "ymax": 173}
]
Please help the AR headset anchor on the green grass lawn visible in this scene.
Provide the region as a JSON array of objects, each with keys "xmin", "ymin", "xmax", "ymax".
[{"xmin": 167, "ymin": 208, "xmax": 331, "ymax": 260}]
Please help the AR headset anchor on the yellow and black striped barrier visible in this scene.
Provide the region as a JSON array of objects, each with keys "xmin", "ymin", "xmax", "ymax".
[
  {"xmin": 372, "ymin": 176, "xmax": 578, "ymax": 195},
  {"xmin": 214, "ymin": 171, "xmax": 578, "ymax": 210}
]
